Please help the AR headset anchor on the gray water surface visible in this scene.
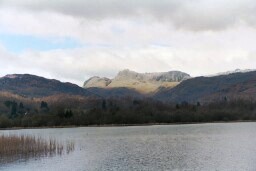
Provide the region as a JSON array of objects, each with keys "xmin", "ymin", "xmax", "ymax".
[{"xmin": 1, "ymin": 122, "xmax": 256, "ymax": 171}]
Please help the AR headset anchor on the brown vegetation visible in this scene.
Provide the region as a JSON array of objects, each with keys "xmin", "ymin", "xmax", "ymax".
[{"xmin": 0, "ymin": 134, "xmax": 74, "ymax": 164}]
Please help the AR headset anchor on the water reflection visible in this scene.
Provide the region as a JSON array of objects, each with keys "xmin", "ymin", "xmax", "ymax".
[{"xmin": 1, "ymin": 123, "xmax": 256, "ymax": 171}]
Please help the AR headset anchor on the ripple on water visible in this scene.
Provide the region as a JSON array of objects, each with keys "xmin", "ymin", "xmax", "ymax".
[{"xmin": 0, "ymin": 123, "xmax": 256, "ymax": 171}]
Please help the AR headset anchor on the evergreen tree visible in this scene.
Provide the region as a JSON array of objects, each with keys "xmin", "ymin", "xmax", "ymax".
[
  {"xmin": 11, "ymin": 101, "xmax": 17, "ymax": 117},
  {"xmin": 102, "ymin": 100, "xmax": 107, "ymax": 110},
  {"xmin": 19, "ymin": 102, "xmax": 24, "ymax": 109}
]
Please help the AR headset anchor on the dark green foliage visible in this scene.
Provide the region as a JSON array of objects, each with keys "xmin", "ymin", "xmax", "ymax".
[
  {"xmin": 40, "ymin": 101, "xmax": 49, "ymax": 113},
  {"xmin": 102, "ymin": 100, "xmax": 107, "ymax": 110},
  {"xmin": 4, "ymin": 101, "xmax": 18, "ymax": 118},
  {"xmin": 11, "ymin": 102, "xmax": 17, "ymax": 116},
  {"xmin": 57, "ymin": 108, "xmax": 65, "ymax": 118},
  {"xmin": 4, "ymin": 101, "xmax": 12, "ymax": 108},
  {"xmin": 64, "ymin": 110, "xmax": 73, "ymax": 118},
  {"xmin": 0, "ymin": 115, "xmax": 11, "ymax": 128},
  {"xmin": 133, "ymin": 100, "xmax": 140, "ymax": 105},
  {"xmin": 19, "ymin": 102, "xmax": 24, "ymax": 109},
  {"xmin": 1, "ymin": 98, "xmax": 256, "ymax": 128},
  {"xmin": 176, "ymin": 104, "xmax": 180, "ymax": 109},
  {"xmin": 197, "ymin": 102, "xmax": 201, "ymax": 107},
  {"xmin": 223, "ymin": 96, "xmax": 228, "ymax": 102},
  {"xmin": 40, "ymin": 101, "xmax": 48, "ymax": 109}
]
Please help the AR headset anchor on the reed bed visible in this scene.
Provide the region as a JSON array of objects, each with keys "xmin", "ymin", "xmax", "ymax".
[{"xmin": 0, "ymin": 134, "xmax": 74, "ymax": 163}]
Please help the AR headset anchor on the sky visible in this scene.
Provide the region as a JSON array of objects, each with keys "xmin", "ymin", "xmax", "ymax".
[{"xmin": 0, "ymin": 0, "xmax": 256, "ymax": 86}]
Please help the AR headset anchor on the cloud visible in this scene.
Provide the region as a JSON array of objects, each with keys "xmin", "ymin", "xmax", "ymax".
[
  {"xmin": 1, "ymin": 0, "xmax": 256, "ymax": 85},
  {"xmin": 1, "ymin": 0, "xmax": 256, "ymax": 31},
  {"xmin": 1, "ymin": 42, "xmax": 256, "ymax": 86},
  {"xmin": 0, "ymin": 8, "xmax": 179, "ymax": 48},
  {"xmin": 1, "ymin": 1, "xmax": 256, "ymax": 46}
]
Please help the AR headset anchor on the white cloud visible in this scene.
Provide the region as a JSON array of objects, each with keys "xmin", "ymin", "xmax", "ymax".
[
  {"xmin": 1, "ymin": 43, "xmax": 256, "ymax": 86},
  {"xmin": 0, "ymin": 0, "xmax": 256, "ymax": 85},
  {"xmin": 1, "ymin": 0, "xmax": 256, "ymax": 31}
]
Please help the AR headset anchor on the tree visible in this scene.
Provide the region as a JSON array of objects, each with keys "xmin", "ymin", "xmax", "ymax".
[
  {"xmin": 40, "ymin": 101, "xmax": 48, "ymax": 109},
  {"xmin": 181, "ymin": 101, "xmax": 189, "ymax": 107},
  {"xmin": 57, "ymin": 108, "xmax": 65, "ymax": 118},
  {"xmin": 19, "ymin": 102, "xmax": 24, "ymax": 109},
  {"xmin": 102, "ymin": 100, "xmax": 107, "ymax": 110},
  {"xmin": 223, "ymin": 96, "xmax": 228, "ymax": 102},
  {"xmin": 133, "ymin": 100, "xmax": 140, "ymax": 105},
  {"xmin": 65, "ymin": 110, "xmax": 73, "ymax": 118},
  {"xmin": 176, "ymin": 104, "xmax": 180, "ymax": 109},
  {"xmin": 197, "ymin": 102, "xmax": 201, "ymax": 107},
  {"xmin": 4, "ymin": 101, "xmax": 12, "ymax": 108},
  {"xmin": 0, "ymin": 115, "xmax": 11, "ymax": 128},
  {"xmin": 4, "ymin": 101, "xmax": 18, "ymax": 117},
  {"xmin": 40, "ymin": 101, "xmax": 49, "ymax": 113},
  {"xmin": 11, "ymin": 102, "xmax": 17, "ymax": 116}
]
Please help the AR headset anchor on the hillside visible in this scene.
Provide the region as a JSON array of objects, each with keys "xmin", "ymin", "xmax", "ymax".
[
  {"xmin": 2, "ymin": 70, "xmax": 256, "ymax": 103},
  {"xmin": 1, "ymin": 70, "xmax": 256, "ymax": 127},
  {"xmin": 0, "ymin": 74, "xmax": 98, "ymax": 98},
  {"xmin": 154, "ymin": 71, "xmax": 256, "ymax": 103},
  {"xmin": 86, "ymin": 87, "xmax": 144, "ymax": 99},
  {"xmin": 84, "ymin": 69, "xmax": 190, "ymax": 94}
]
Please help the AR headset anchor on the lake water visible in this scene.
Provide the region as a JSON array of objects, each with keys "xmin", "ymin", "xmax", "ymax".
[{"xmin": 1, "ymin": 122, "xmax": 256, "ymax": 171}]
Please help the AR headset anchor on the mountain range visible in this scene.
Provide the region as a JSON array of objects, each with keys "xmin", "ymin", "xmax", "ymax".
[
  {"xmin": 84, "ymin": 69, "xmax": 190, "ymax": 94},
  {"xmin": 1, "ymin": 69, "xmax": 256, "ymax": 104}
]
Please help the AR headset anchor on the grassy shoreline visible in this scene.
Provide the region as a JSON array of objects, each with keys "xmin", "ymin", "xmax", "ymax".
[{"xmin": 0, "ymin": 120, "xmax": 255, "ymax": 130}]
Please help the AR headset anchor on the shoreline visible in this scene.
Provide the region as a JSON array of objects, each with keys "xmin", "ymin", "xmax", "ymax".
[{"xmin": 0, "ymin": 120, "xmax": 255, "ymax": 130}]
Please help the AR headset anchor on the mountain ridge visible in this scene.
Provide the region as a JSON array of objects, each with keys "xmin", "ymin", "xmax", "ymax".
[
  {"xmin": 154, "ymin": 70, "xmax": 256, "ymax": 103},
  {"xmin": 0, "ymin": 74, "xmax": 98, "ymax": 98},
  {"xmin": 1, "ymin": 68, "xmax": 256, "ymax": 103},
  {"xmin": 83, "ymin": 69, "xmax": 191, "ymax": 94},
  {"xmin": 206, "ymin": 69, "xmax": 255, "ymax": 77}
]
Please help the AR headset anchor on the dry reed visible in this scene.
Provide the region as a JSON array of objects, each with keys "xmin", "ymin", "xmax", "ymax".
[{"xmin": 0, "ymin": 134, "xmax": 74, "ymax": 163}]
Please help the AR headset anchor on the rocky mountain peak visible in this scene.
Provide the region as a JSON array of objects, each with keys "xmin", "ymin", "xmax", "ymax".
[
  {"xmin": 83, "ymin": 69, "xmax": 191, "ymax": 93},
  {"xmin": 115, "ymin": 69, "xmax": 190, "ymax": 82},
  {"xmin": 83, "ymin": 76, "xmax": 111, "ymax": 88},
  {"xmin": 115, "ymin": 69, "xmax": 143, "ymax": 80}
]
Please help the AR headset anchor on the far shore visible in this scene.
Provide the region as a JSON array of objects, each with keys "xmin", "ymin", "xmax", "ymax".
[{"xmin": 0, "ymin": 120, "xmax": 255, "ymax": 130}]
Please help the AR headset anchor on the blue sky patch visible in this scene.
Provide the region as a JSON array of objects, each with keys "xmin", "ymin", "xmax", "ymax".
[{"xmin": 0, "ymin": 33, "xmax": 82, "ymax": 53}]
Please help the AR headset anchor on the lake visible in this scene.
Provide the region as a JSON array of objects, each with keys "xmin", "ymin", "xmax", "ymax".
[{"xmin": 0, "ymin": 122, "xmax": 256, "ymax": 171}]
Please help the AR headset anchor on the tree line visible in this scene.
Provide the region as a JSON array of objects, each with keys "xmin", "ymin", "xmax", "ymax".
[{"xmin": 0, "ymin": 97, "xmax": 256, "ymax": 128}]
